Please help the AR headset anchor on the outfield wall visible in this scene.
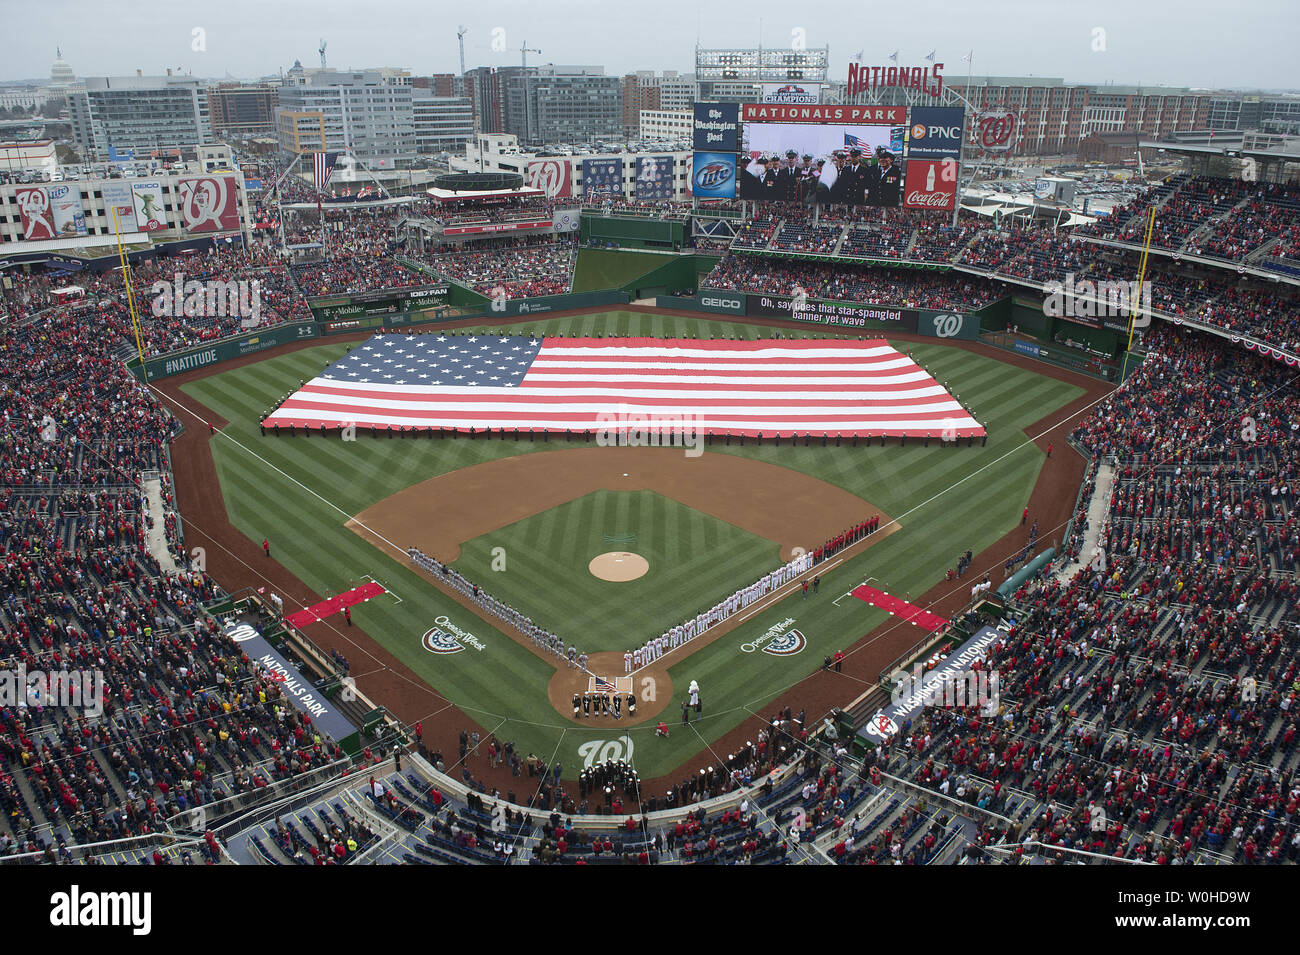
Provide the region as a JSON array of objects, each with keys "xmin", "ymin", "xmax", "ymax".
[{"xmin": 658, "ymin": 291, "xmax": 985, "ymax": 340}]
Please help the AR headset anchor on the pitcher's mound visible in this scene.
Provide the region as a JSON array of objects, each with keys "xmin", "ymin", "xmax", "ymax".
[{"xmin": 589, "ymin": 552, "xmax": 649, "ymax": 581}]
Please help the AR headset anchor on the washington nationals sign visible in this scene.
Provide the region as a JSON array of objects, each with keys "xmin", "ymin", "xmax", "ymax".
[
  {"xmin": 974, "ymin": 109, "xmax": 1018, "ymax": 152},
  {"xmin": 178, "ymin": 176, "xmax": 241, "ymax": 233}
]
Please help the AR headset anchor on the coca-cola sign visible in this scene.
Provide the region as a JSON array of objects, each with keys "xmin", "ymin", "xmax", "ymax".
[
  {"xmin": 902, "ymin": 159, "xmax": 956, "ymax": 210},
  {"xmin": 974, "ymin": 109, "xmax": 1018, "ymax": 152}
]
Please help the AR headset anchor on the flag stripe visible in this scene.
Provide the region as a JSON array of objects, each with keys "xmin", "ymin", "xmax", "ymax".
[{"xmin": 262, "ymin": 334, "xmax": 986, "ymax": 438}]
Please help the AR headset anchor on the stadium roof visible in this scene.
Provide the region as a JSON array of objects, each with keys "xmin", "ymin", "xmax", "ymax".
[
  {"xmin": 1140, "ymin": 139, "xmax": 1300, "ymax": 161},
  {"xmin": 425, "ymin": 185, "xmax": 545, "ymax": 203}
]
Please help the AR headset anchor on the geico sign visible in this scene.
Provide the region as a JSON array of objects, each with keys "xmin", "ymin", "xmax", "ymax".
[{"xmin": 701, "ymin": 296, "xmax": 740, "ymax": 307}]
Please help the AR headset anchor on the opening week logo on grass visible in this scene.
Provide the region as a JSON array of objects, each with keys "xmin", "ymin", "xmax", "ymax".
[{"xmin": 422, "ymin": 616, "xmax": 486, "ymax": 654}]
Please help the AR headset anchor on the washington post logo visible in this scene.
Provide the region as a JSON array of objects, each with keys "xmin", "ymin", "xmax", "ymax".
[
  {"xmin": 151, "ymin": 272, "xmax": 262, "ymax": 329},
  {"xmin": 1042, "ymin": 273, "xmax": 1151, "ymax": 327}
]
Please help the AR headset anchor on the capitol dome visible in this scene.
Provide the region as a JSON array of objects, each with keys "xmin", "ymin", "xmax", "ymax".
[{"xmin": 50, "ymin": 48, "xmax": 75, "ymax": 88}]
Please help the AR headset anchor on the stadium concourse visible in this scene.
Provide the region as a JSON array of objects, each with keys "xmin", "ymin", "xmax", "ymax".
[{"xmin": 1, "ymin": 175, "xmax": 1299, "ymax": 865}]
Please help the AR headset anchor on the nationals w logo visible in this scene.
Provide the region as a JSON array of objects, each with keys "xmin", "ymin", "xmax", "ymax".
[{"xmin": 975, "ymin": 109, "xmax": 1017, "ymax": 152}]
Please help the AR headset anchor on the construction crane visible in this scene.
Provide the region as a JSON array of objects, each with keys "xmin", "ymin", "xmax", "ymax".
[
  {"xmin": 520, "ymin": 42, "xmax": 541, "ymax": 145},
  {"xmin": 456, "ymin": 26, "xmax": 468, "ymax": 76},
  {"xmin": 318, "ymin": 39, "xmax": 327, "ymax": 69}
]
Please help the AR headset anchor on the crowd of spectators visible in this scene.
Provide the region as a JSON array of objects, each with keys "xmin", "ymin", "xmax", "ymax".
[
  {"xmin": 0, "ymin": 300, "xmax": 348, "ymax": 863},
  {"xmin": 418, "ymin": 239, "xmax": 576, "ymax": 298},
  {"xmin": 847, "ymin": 325, "xmax": 1300, "ymax": 863},
  {"xmin": 702, "ymin": 253, "xmax": 1003, "ymax": 311}
]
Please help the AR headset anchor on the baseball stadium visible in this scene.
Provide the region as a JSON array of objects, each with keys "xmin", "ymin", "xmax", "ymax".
[{"xmin": 2, "ymin": 20, "xmax": 1300, "ymax": 886}]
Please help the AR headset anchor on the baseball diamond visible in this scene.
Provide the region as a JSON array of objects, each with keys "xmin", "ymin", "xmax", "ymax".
[{"xmin": 173, "ymin": 306, "xmax": 1085, "ymax": 786}]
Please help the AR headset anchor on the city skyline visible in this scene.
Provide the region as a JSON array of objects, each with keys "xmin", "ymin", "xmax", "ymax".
[{"xmin": 6, "ymin": 0, "xmax": 1298, "ymax": 92}]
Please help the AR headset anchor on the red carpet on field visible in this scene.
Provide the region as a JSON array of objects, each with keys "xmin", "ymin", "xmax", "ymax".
[
  {"xmin": 851, "ymin": 585, "xmax": 948, "ymax": 632},
  {"xmin": 286, "ymin": 582, "xmax": 386, "ymax": 628}
]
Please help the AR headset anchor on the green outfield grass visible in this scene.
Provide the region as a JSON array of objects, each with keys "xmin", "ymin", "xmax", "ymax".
[
  {"xmin": 178, "ymin": 309, "xmax": 1086, "ymax": 778},
  {"xmin": 454, "ymin": 490, "xmax": 780, "ymax": 651},
  {"xmin": 571, "ymin": 249, "xmax": 673, "ymax": 293}
]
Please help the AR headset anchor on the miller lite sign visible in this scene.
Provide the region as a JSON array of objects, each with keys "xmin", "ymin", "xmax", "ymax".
[{"xmin": 903, "ymin": 159, "xmax": 956, "ymax": 210}]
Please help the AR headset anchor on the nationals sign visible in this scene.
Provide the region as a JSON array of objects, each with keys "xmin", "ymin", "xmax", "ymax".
[
  {"xmin": 526, "ymin": 159, "xmax": 571, "ymax": 199},
  {"xmin": 903, "ymin": 159, "xmax": 956, "ymax": 210},
  {"xmin": 178, "ymin": 176, "xmax": 241, "ymax": 233},
  {"xmin": 974, "ymin": 109, "xmax": 1018, "ymax": 152},
  {"xmin": 741, "ymin": 104, "xmax": 906, "ymax": 124},
  {"xmin": 15, "ymin": 187, "xmax": 56, "ymax": 240}
]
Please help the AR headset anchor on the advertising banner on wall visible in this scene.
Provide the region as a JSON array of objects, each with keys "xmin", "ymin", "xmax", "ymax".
[
  {"xmin": 634, "ymin": 155, "xmax": 674, "ymax": 200},
  {"xmin": 903, "ymin": 159, "xmax": 957, "ymax": 210},
  {"xmin": 178, "ymin": 176, "xmax": 241, "ymax": 233},
  {"xmin": 101, "ymin": 181, "xmax": 138, "ymax": 233},
  {"xmin": 526, "ymin": 158, "xmax": 571, "ymax": 199},
  {"xmin": 47, "ymin": 184, "xmax": 87, "ymax": 237},
  {"xmin": 581, "ymin": 157, "xmax": 623, "ymax": 198},
  {"xmin": 15, "ymin": 186, "xmax": 57, "ymax": 240},
  {"xmin": 747, "ymin": 293, "xmax": 920, "ymax": 331},
  {"xmin": 689, "ymin": 152, "xmax": 737, "ymax": 199},
  {"xmin": 131, "ymin": 181, "xmax": 169, "ymax": 231},
  {"xmin": 906, "ymin": 106, "xmax": 965, "ymax": 159},
  {"xmin": 693, "ymin": 103, "xmax": 739, "ymax": 152}
]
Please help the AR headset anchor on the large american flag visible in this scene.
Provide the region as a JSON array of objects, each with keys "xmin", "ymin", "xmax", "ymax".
[
  {"xmin": 261, "ymin": 335, "xmax": 984, "ymax": 438},
  {"xmin": 313, "ymin": 151, "xmax": 340, "ymax": 192}
]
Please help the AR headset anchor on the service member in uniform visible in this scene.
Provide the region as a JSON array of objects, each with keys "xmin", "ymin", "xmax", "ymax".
[{"xmin": 869, "ymin": 150, "xmax": 903, "ymax": 207}]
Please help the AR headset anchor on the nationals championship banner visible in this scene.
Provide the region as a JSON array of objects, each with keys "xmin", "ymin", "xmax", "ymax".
[
  {"xmin": 178, "ymin": 176, "xmax": 241, "ymax": 233},
  {"xmin": 903, "ymin": 159, "xmax": 957, "ymax": 210},
  {"xmin": 581, "ymin": 157, "xmax": 623, "ymax": 198},
  {"xmin": 634, "ymin": 155, "xmax": 674, "ymax": 200},
  {"xmin": 526, "ymin": 158, "xmax": 571, "ymax": 199},
  {"xmin": 101, "ymin": 181, "xmax": 137, "ymax": 232},
  {"xmin": 131, "ymin": 181, "xmax": 169, "ymax": 231}
]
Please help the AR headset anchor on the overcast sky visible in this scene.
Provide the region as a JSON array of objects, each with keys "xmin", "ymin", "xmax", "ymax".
[{"xmin": 10, "ymin": 0, "xmax": 1298, "ymax": 90}]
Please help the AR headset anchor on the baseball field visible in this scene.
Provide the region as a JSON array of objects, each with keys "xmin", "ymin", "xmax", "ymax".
[{"xmin": 170, "ymin": 308, "xmax": 1086, "ymax": 781}]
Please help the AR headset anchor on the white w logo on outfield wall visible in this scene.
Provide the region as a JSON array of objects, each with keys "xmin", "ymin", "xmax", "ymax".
[{"xmin": 932, "ymin": 313, "xmax": 964, "ymax": 338}]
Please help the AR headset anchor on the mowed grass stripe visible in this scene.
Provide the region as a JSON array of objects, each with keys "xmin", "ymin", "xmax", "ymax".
[{"xmin": 181, "ymin": 314, "xmax": 1085, "ymax": 777}]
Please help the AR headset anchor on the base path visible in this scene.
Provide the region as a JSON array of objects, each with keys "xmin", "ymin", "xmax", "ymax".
[{"xmin": 349, "ymin": 447, "xmax": 887, "ymax": 564}]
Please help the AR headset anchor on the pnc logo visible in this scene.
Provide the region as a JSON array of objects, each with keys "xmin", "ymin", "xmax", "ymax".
[{"xmin": 910, "ymin": 123, "xmax": 927, "ymax": 140}]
